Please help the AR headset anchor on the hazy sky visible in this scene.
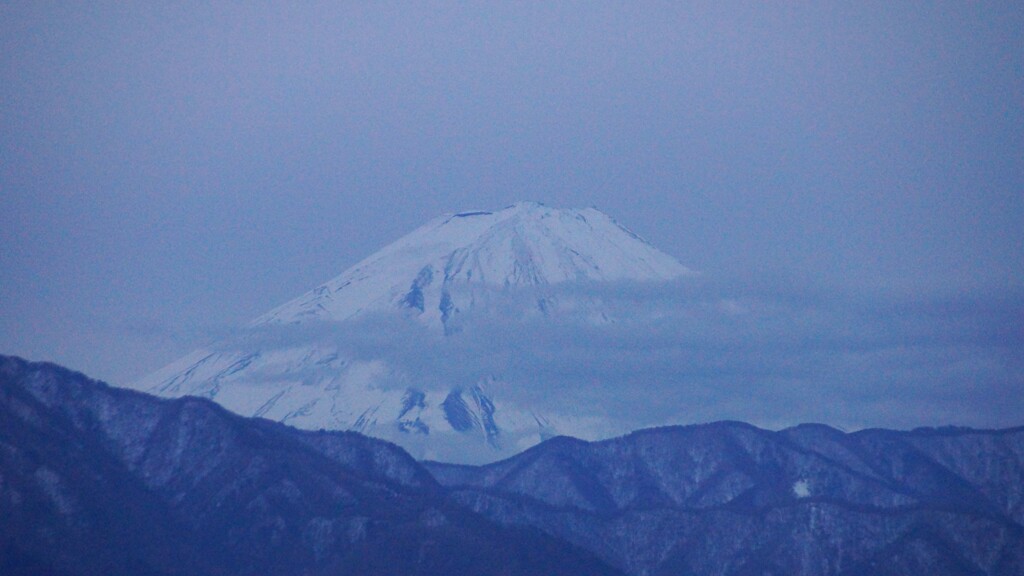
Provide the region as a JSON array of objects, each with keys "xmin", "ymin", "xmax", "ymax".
[{"xmin": 2, "ymin": 2, "xmax": 1022, "ymax": 405}]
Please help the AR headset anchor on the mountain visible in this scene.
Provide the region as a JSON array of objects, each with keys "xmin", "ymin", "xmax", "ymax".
[
  {"xmin": 425, "ymin": 422, "xmax": 1024, "ymax": 573},
  {"xmin": 6, "ymin": 356, "xmax": 1023, "ymax": 576},
  {"xmin": 132, "ymin": 202, "xmax": 695, "ymax": 464},
  {"xmin": 0, "ymin": 355, "xmax": 623, "ymax": 576},
  {"xmin": 254, "ymin": 201, "xmax": 690, "ymax": 328},
  {"xmin": 427, "ymin": 423, "xmax": 1024, "ymax": 576}
]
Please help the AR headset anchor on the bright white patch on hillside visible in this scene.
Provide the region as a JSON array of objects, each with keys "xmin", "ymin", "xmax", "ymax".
[{"xmin": 793, "ymin": 479, "xmax": 811, "ymax": 498}]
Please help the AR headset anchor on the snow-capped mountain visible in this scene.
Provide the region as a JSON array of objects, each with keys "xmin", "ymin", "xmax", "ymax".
[
  {"xmin": 132, "ymin": 202, "xmax": 695, "ymax": 464},
  {"xmin": 256, "ymin": 201, "xmax": 689, "ymax": 329}
]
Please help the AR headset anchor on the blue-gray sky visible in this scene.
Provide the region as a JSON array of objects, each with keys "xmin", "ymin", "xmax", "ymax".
[{"xmin": 2, "ymin": 2, "xmax": 1022, "ymax": 425}]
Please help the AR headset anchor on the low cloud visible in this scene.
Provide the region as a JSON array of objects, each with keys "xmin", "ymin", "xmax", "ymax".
[{"xmin": 211, "ymin": 278, "xmax": 1024, "ymax": 433}]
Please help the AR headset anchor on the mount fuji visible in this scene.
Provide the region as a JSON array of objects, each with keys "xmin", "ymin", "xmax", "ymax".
[{"xmin": 132, "ymin": 202, "xmax": 695, "ymax": 463}]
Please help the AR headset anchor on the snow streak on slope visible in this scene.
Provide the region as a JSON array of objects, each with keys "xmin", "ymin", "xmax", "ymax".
[{"xmin": 133, "ymin": 202, "xmax": 694, "ymax": 464}]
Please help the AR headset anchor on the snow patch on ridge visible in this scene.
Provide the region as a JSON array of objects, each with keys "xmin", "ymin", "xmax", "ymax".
[{"xmin": 793, "ymin": 479, "xmax": 811, "ymax": 498}]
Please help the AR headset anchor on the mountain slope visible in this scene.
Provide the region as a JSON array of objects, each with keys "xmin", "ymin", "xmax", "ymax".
[
  {"xmin": 131, "ymin": 202, "xmax": 694, "ymax": 464},
  {"xmin": 0, "ymin": 355, "xmax": 623, "ymax": 576},
  {"xmin": 426, "ymin": 423, "xmax": 1024, "ymax": 576}
]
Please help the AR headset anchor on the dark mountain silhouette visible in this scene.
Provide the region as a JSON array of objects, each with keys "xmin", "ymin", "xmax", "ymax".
[
  {"xmin": 4, "ymin": 354, "xmax": 1022, "ymax": 575},
  {"xmin": 0, "ymin": 355, "xmax": 621, "ymax": 576},
  {"xmin": 426, "ymin": 422, "xmax": 1024, "ymax": 575}
]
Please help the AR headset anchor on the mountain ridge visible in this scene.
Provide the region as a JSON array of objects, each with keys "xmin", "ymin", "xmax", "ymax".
[
  {"xmin": 425, "ymin": 419, "xmax": 1024, "ymax": 575},
  {"xmin": 5, "ymin": 355, "xmax": 1023, "ymax": 576},
  {"xmin": 0, "ymin": 354, "xmax": 625, "ymax": 576}
]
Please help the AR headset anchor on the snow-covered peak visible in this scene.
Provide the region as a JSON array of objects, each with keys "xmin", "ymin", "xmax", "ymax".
[
  {"xmin": 256, "ymin": 202, "xmax": 693, "ymax": 328},
  {"xmin": 132, "ymin": 203, "xmax": 696, "ymax": 464}
]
